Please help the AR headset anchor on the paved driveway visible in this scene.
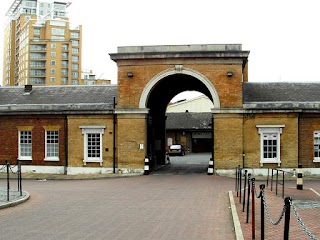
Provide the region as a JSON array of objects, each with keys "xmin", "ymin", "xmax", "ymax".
[{"xmin": 0, "ymin": 154, "xmax": 236, "ymax": 240}]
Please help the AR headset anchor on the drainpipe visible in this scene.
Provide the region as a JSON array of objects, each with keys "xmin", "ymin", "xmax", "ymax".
[
  {"xmin": 298, "ymin": 112, "xmax": 300, "ymax": 166},
  {"xmin": 64, "ymin": 114, "xmax": 68, "ymax": 175},
  {"xmin": 212, "ymin": 114, "xmax": 214, "ymax": 169},
  {"xmin": 242, "ymin": 114, "xmax": 245, "ymax": 168},
  {"xmin": 113, "ymin": 97, "xmax": 117, "ymax": 174}
]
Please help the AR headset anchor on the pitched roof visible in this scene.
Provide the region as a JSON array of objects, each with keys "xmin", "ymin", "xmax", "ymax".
[
  {"xmin": 243, "ymin": 82, "xmax": 320, "ymax": 102},
  {"xmin": 243, "ymin": 82, "xmax": 320, "ymax": 110},
  {"xmin": 166, "ymin": 112, "xmax": 212, "ymax": 130},
  {"xmin": 0, "ymin": 85, "xmax": 117, "ymax": 114}
]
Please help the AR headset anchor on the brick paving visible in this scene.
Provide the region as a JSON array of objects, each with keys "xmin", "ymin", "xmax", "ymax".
[
  {"xmin": 0, "ymin": 174, "xmax": 236, "ymax": 240},
  {"xmin": 234, "ymin": 180, "xmax": 320, "ymax": 240}
]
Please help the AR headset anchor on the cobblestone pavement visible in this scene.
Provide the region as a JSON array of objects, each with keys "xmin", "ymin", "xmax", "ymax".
[
  {"xmin": 0, "ymin": 174, "xmax": 236, "ymax": 240},
  {"xmin": 234, "ymin": 180, "xmax": 320, "ymax": 240}
]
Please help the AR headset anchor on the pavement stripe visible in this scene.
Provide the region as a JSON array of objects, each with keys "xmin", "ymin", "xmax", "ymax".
[
  {"xmin": 310, "ymin": 188, "xmax": 320, "ymax": 197},
  {"xmin": 229, "ymin": 190, "xmax": 244, "ymax": 240}
]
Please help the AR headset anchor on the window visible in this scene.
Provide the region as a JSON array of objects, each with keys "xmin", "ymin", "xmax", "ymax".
[
  {"xmin": 80, "ymin": 126, "xmax": 106, "ymax": 165},
  {"xmin": 61, "ymin": 69, "xmax": 68, "ymax": 76},
  {"xmin": 62, "ymin": 44, "xmax": 68, "ymax": 51},
  {"xmin": 72, "ymin": 72, "xmax": 78, "ymax": 78},
  {"xmin": 71, "ymin": 40, "xmax": 79, "ymax": 46},
  {"xmin": 50, "ymin": 60, "xmax": 56, "ymax": 66},
  {"xmin": 71, "ymin": 80, "xmax": 79, "ymax": 85},
  {"xmin": 51, "ymin": 52, "xmax": 56, "ymax": 57},
  {"xmin": 45, "ymin": 130, "xmax": 59, "ymax": 161},
  {"xmin": 314, "ymin": 131, "xmax": 320, "ymax": 162},
  {"xmin": 50, "ymin": 77, "xmax": 55, "ymax": 82},
  {"xmin": 70, "ymin": 32, "xmax": 79, "ymax": 38},
  {"xmin": 72, "ymin": 56, "xmax": 79, "ymax": 62},
  {"xmin": 72, "ymin": 64, "xmax": 78, "ymax": 70},
  {"xmin": 51, "ymin": 28, "xmax": 65, "ymax": 36},
  {"xmin": 62, "ymin": 60, "xmax": 68, "ymax": 67},
  {"xmin": 34, "ymin": 28, "xmax": 40, "ymax": 35},
  {"xmin": 72, "ymin": 48, "xmax": 79, "ymax": 54},
  {"xmin": 61, "ymin": 77, "xmax": 68, "ymax": 84},
  {"xmin": 19, "ymin": 130, "xmax": 32, "ymax": 160},
  {"xmin": 50, "ymin": 68, "xmax": 56, "ymax": 74},
  {"xmin": 257, "ymin": 125, "xmax": 284, "ymax": 166}
]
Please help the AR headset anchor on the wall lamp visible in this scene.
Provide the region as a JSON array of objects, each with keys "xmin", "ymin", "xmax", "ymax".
[
  {"xmin": 227, "ymin": 72, "xmax": 233, "ymax": 77},
  {"xmin": 127, "ymin": 72, "xmax": 134, "ymax": 78}
]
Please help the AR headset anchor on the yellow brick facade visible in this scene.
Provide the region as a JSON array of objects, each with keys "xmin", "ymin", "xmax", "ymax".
[
  {"xmin": 116, "ymin": 113, "xmax": 147, "ymax": 170},
  {"xmin": 243, "ymin": 113, "xmax": 298, "ymax": 169},
  {"xmin": 68, "ymin": 115, "xmax": 114, "ymax": 168}
]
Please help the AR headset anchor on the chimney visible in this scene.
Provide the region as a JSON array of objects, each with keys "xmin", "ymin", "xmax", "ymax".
[{"xmin": 24, "ymin": 85, "xmax": 32, "ymax": 94}]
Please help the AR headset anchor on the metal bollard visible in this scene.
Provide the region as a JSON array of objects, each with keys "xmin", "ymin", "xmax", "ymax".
[
  {"xmin": 143, "ymin": 156, "xmax": 150, "ymax": 175},
  {"xmin": 6, "ymin": 160, "xmax": 10, "ymax": 201},
  {"xmin": 242, "ymin": 170, "xmax": 247, "ymax": 212},
  {"xmin": 284, "ymin": 197, "xmax": 292, "ymax": 240},
  {"xmin": 260, "ymin": 184, "xmax": 265, "ymax": 240},
  {"xmin": 251, "ymin": 178, "xmax": 256, "ymax": 240},
  {"xmin": 246, "ymin": 173, "xmax": 251, "ymax": 224},
  {"xmin": 297, "ymin": 164, "xmax": 303, "ymax": 190},
  {"xmin": 207, "ymin": 158, "xmax": 214, "ymax": 175}
]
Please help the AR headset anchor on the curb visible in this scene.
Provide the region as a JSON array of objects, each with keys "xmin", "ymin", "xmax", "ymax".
[
  {"xmin": 0, "ymin": 191, "xmax": 30, "ymax": 209},
  {"xmin": 229, "ymin": 190, "xmax": 244, "ymax": 240}
]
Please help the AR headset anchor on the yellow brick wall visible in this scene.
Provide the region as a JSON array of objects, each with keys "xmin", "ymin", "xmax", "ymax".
[
  {"xmin": 68, "ymin": 115, "xmax": 114, "ymax": 168},
  {"xmin": 243, "ymin": 113, "xmax": 298, "ymax": 169},
  {"xmin": 214, "ymin": 114, "xmax": 244, "ymax": 169},
  {"xmin": 116, "ymin": 114, "xmax": 147, "ymax": 169},
  {"xmin": 117, "ymin": 59, "xmax": 244, "ymax": 108}
]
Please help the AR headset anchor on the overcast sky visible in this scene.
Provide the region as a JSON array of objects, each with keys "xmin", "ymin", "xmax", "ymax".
[{"xmin": 1, "ymin": 0, "xmax": 320, "ymax": 88}]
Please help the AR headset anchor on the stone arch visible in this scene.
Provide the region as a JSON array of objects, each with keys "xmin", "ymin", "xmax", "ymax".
[{"xmin": 139, "ymin": 66, "xmax": 220, "ymax": 109}]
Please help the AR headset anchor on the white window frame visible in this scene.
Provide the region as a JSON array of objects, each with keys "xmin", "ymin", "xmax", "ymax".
[
  {"xmin": 313, "ymin": 130, "xmax": 320, "ymax": 162},
  {"xmin": 45, "ymin": 130, "xmax": 59, "ymax": 161},
  {"xmin": 19, "ymin": 130, "xmax": 32, "ymax": 160},
  {"xmin": 80, "ymin": 126, "xmax": 105, "ymax": 166},
  {"xmin": 257, "ymin": 125, "xmax": 285, "ymax": 167}
]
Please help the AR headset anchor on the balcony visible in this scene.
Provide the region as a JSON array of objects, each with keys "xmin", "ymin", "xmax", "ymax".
[
  {"xmin": 30, "ymin": 61, "xmax": 46, "ymax": 68},
  {"xmin": 29, "ymin": 70, "xmax": 46, "ymax": 77},
  {"xmin": 30, "ymin": 45, "xmax": 46, "ymax": 51}
]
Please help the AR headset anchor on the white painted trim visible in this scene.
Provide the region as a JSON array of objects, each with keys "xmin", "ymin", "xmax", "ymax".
[
  {"xmin": 21, "ymin": 166, "xmax": 65, "ymax": 174},
  {"xmin": 139, "ymin": 67, "xmax": 220, "ymax": 108},
  {"xmin": 45, "ymin": 130, "xmax": 59, "ymax": 161},
  {"xmin": 257, "ymin": 125, "xmax": 285, "ymax": 167},
  {"xmin": 18, "ymin": 130, "xmax": 32, "ymax": 160},
  {"xmin": 80, "ymin": 126, "xmax": 106, "ymax": 166}
]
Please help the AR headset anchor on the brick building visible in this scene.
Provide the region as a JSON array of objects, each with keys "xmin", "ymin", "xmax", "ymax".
[{"xmin": 0, "ymin": 44, "xmax": 320, "ymax": 174}]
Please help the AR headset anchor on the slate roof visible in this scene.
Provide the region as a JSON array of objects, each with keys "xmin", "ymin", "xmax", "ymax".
[
  {"xmin": 243, "ymin": 82, "xmax": 320, "ymax": 102},
  {"xmin": 243, "ymin": 82, "xmax": 320, "ymax": 109},
  {"xmin": 166, "ymin": 112, "xmax": 212, "ymax": 130},
  {"xmin": 0, "ymin": 85, "xmax": 117, "ymax": 114}
]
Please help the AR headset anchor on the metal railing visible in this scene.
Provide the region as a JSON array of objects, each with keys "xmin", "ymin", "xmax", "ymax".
[
  {"xmin": 1, "ymin": 160, "xmax": 23, "ymax": 202},
  {"xmin": 235, "ymin": 168, "xmax": 318, "ymax": 240}
]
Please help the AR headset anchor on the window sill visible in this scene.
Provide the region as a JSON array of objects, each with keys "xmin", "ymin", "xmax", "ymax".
[
  {"xmin": 44, "ymin": 158, "xmax": 60, "ymax": 162},
  {"xmin": 19, "ymin": 157, "xmax": 32, "ymax": 161},
  {"xmin": 313, "ymin": 159, "xmax": 320, "ymax": 163},
  {"xmin": 260, "ymin": 160, "xmax": 281, "ymax": 167},
  {"xmin": 83, "ymin": 159, "xmax": 103, "ymax": 166}
]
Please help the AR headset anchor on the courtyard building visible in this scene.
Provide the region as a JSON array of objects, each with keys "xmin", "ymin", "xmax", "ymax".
[{"xmin": 0, "ymin": 44, "xmax": 319, "ymax": 175}]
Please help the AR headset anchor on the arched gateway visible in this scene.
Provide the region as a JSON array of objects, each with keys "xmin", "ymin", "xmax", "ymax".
[{"xmin": 110, "ymin": 44, "xmax": 249, "ymax": 172}]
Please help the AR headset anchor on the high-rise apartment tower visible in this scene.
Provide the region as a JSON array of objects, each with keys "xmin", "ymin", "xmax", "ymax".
[{"xmin": 3, "ymin": 0, "xmax": 82, "ymax": 86}]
